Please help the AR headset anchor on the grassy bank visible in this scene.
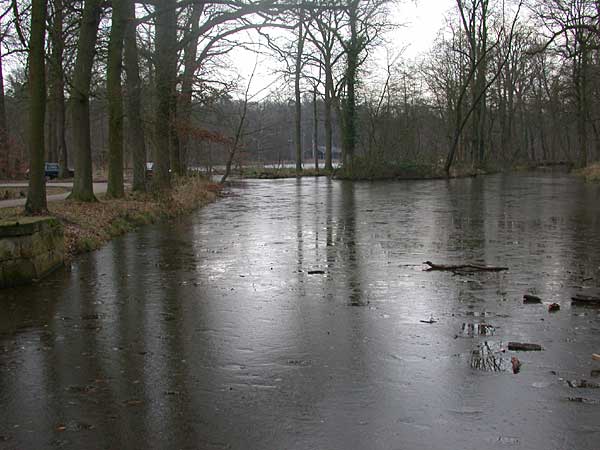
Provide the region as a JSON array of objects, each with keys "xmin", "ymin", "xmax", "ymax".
[
  {"xmin": 234, "ymin": 161, "xmax": 486, "ymax": 181},
  {"xmin": 0, "ymin": 176, "xmax": 220, "ymax": 260},
  {"xmin": 333, "ymin": 159, "xmax": 485, "ymax": 181},
  {"xmin": 238, "ymin": 167, "xmax": 332, "ymax": 179},
  {"xmin": 576, "ymin": 163, "xmax": 600, "ymax": 182}
]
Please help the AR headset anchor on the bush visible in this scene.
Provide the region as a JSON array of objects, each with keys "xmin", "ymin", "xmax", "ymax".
[{"xmin": 335, "ymin": 156, "xmax": 443, "ymax": 180}]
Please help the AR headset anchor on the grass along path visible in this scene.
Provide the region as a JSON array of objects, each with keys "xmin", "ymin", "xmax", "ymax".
[{"xmin": 0, "ymin": 176, "xmax": 220, "ymax": 260}]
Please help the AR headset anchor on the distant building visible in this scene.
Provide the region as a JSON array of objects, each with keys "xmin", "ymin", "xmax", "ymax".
[{"xmin": 304, "ymin": 145, "xmax": 342, "ymax": 161}]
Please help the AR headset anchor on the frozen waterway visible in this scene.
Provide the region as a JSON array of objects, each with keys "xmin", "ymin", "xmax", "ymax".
[{"xmin": 1, "ymin": 173, "xmax": 599, "ymax": 449}]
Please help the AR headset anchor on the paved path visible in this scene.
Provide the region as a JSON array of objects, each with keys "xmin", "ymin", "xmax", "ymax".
[{"xmin": 0, "ymin": 182, "xmax": 108, "ymax": 208}]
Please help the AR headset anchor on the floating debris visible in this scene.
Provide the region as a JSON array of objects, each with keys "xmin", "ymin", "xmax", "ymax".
[
  {"xmin": 307, "ymin": 270, "xmax": 325, "ymax": 275},
  {"xmin": 523, "ymin": 294, "xmax": 542, "ymax": 304},
  {"xmin": 56, "ymin": 421, "xmax": 94, "ymax": 432},
  {"xmin": 511, "ymin": 356, "xmax": 521, "ymax": 374},
  {"xmin": 420, "ymin": 316, "xmax": 437, "ymax": 324},
  {"xmin": 567, "ymin": 379, "xmax": 600, "ymax": 389},
  {"xmin": 424, "ymin": 261, "xmax": 508, "ymax": 272},
  {"xmin": 508, "ymin": 342, "xmax": 542, "ymax": 351},
  {"xmin": 81, "ymin": 314, "xmax": 100, "ymax": 321},
  {"xmin": 548, "ymin": 303, "xmax": 560, "ymax": 312},
  {"xmin": 287, "ymin": 359, "xmax": 312, "ymax": 367},
  {"xmin": 567, "ymin": 397, "xmax": 600, "ymax": 404},
  {"xmin": 572, "ymin": 292, "xmax": 600, "ymax": 305},
  {"xmin": 65, "ymin": 385, "xmax": 96, "ymax": 394}
]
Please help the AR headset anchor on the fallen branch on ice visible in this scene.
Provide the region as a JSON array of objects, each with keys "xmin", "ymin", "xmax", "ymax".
[{"xmin": 423, "ymin": 261, "xmax": 509, "ymax": 272}]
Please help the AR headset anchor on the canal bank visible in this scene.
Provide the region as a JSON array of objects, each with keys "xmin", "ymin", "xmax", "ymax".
[{"xmin": 0, "ymin": 176, "xmax": 220, "ymax": 266}]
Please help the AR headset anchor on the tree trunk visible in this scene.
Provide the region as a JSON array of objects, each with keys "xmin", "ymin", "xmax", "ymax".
[
  {"xmin": 25, "ymin": 0, "xmax": 48, "ymax": 214},
  {"xmin": 294, "ymin": 17, "xmax": 304, "ymax": 175},
  {"xmin": 313, "ymin": 82, "xmax": 319, "ymax": 171},
  {"xmin": 153, "ymin": 0, "xmax": 178, "ymax": 191},
  {"xmin": 0, "ymin": 49, "xmax": 9, "ymax": 179},
  {"xmin": 324, "ymin": 64, "xmax": 333, "ymax": 171},
  {"xmin": 69, "ymin": 0, "xmax": 102, "ymax": 202},
  {"xmin": 169, "ymin": 98, "xmax": 180, "ymax": 176},
  {"xmin": 341, "ymin": 0, "xmax": 359, "ymax": 173},
  {"xmin": 50, "ymin": 0, "xmax": 69, "ymax": 179},
  {"xmin": 124, "ymin": 0, "xmax": 146, "ymax": 192},
  {"xmin": 46, "ymin": 92, "xmax": 57, "ymax": 162},
  {"xmin": 576, "ymin": 45, "xmax": 589, "ymax": 168},
  {"xmin": 107, "ymin": 0, "xmax": 127, "ymax": 198},
  {"xmin": 178, "ymin": 1, "xmax": 203, "ymax": 176}
]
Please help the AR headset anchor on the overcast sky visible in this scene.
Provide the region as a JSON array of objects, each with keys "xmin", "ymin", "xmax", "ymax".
[
  {"xmin": 392, "ymin": 0, "xmax": 455, "ymax": 57},
  {"xmin": 229, "ymin": 0, "xmax": 457, "ymax": 99}
]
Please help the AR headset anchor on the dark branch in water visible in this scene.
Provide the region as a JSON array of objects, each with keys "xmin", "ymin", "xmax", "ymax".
[{"xmin": 423, "ymin": 261, "xmax": 509, "ymax": 272}]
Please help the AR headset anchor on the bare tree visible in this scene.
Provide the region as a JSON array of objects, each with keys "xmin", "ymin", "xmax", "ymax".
[
  {"xmin": 25, "ymin": 0, "xmax": 48, "ymax": 214},
  {"xmin": 124, "ymin": 0, "xmax": 147, "ymax": 192},
  {"xmin": 107, "ymin": 0, "xmax": 127, "ymax": 198},
  {"xmin": 0, "ymin": 3, "xmax": 11, "ymax": 179},
  {"xmin": 69, "ymin": 0, "xmax": 103, "ymax": 202},
  {"xmin": 47, "ymin": 0, "xmax": 69, "ymax": 178},
  {"xmin": 221, "ymin": 62, "xmax": 257, "ymax": 183}
]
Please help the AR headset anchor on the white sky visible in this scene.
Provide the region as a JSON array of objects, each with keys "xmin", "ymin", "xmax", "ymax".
[
  {"xmin": 393, "ymin": 0, "xmax": 455, "ymax": 57},
  {"xmin": 229, "ymin": 0, "xmax": 457, "ymax": 99}
]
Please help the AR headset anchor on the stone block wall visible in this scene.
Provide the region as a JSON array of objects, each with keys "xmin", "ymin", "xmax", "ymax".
[{"xmin": 0, "ymin": 217, "xmax": 64, "ymax": 288}]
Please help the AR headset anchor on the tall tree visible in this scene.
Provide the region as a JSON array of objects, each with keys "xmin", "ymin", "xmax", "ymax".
[
  {"xmin": 534, "ymin": 0, "xmax": 599, "ymax": 167},
  {"xmin": 456, "ymin": 0, "xmax": 490, "ymax": 166},
  {"xmin": 0, "ymin": 3, "xmax": 13, "ymax": 179},
  {"xmin": 153, "ymin": 0, "xmax": 178, "ymax": 191},
  {"xmin": 25, "ymin": 0, "xmax": 48, "ymax": 214},
  {"xmin": 307, "ymin": 4, "xmax": 344, "ymax": 171},
  {"xmin": 294, "ymin": 11, "xmax": 306, "ymax": 174},
  {"xmin": 69, "ymin": 0, "xmax": 103, "ymax": 201},
  {"xmin": 124, "ymin": 0, "xmax": 147, "ymax": 192},
  {"xmin": 339, "ymin": 0, "xmax": 360, "ymax": 171},
  {"xmin": 312, "ymin": 64, "xmax": 320, "ymax": 170},
  {"xmin": 106, "ymin": 0, "xmax": 127, "ymax": 198},
  {"xmin": 444, "ymin": 1, "xmax": 522, "ymax": 175},
  {"xmin": 0, "ymin": 32, "xmax": 8, "ymax": 179},
  {"xmin": 178, "ymin": 1, "xmax": 204, "ymax": 176},
  {"xmin": 47, "ymin": 0, "xmax": 69, "ymax": 177}
]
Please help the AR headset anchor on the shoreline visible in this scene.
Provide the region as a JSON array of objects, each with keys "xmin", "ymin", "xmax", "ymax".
[{"xmin": 0, "ymin": 176, "xmax": 221, "ymax": 262}]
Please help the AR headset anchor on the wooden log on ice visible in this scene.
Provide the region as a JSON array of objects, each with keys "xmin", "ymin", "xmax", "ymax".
[
  {"xmin": 523, "ymin": 294, "xmax": 542, "ymax": 304},
  {"xmin": 572, "ymin": 291, "xmax": 600, "ymax": 305},
  {"xmin": 423, "ymin": 261, "xmax": 509, "ymax": 272},
  {"xmin": 508, "ymin": 342, "xmax": 542, "ymax": 351}
]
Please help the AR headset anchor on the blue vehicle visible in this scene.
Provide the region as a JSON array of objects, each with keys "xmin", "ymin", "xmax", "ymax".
[
  {"xmin": 25, "ymin": 162, "xmax": 70, "ymax": 179},
  {"xmin": 44, "ymin": 163, "xmax": 60, "ymax": 179}
]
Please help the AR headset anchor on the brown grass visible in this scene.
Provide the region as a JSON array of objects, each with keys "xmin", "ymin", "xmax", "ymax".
[
  {"xmin": 0, "ymin": 176, "xmax": 220, "ymax": 259},
  {"xmin": 577, "ymin": 163, "xmax": 600, "ymax": 183}
]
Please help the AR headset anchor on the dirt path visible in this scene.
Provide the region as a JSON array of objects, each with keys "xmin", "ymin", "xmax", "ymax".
[{"xmin": 0, "ymin": 182, "xmax": 108, "ymax": 208}]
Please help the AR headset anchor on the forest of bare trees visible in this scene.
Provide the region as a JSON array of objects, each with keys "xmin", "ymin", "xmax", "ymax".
[{"xmin": 0, "ymin": 0, "xmax": 599, "ymax": 212}]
